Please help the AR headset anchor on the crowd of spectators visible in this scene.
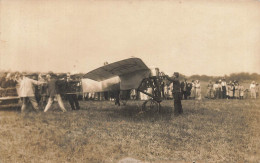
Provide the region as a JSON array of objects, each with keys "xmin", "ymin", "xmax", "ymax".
[
  {"xmin": 156, "ymin": 78, "xmax": 259, "ymax": 100},
  {"xmin": 0, "ymin": 72, "xmax": 82, "ymax": 112},
  {"xmin": 0, "ymin": 71, "xmax": 259, "ymax": 110},
  {"xmin": 205, "ymin": 79, "xmax": 259, "ymax": 99}
]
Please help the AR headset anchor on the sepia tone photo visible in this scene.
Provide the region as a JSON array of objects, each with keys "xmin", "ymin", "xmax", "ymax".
[{"xmin": 0, "ymin": 0, "xmax": 260, "ymax": 162}]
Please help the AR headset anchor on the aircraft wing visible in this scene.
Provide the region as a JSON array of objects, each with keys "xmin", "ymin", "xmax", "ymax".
[{"xmin": 83, "ymin": 58, "xmax": 150, "ymax": 81}]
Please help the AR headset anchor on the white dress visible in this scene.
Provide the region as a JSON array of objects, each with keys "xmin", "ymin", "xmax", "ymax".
[
  {"xmin": 190, "ymin": 83, "xmax": 196, "ymax": 98},
  {"xmin": 250, "ymin": 84, "xmax": 256, "ymax": 99},
  {"xmin": 195, "ymin": 83, "xmax": 201, "ymax": 100}
]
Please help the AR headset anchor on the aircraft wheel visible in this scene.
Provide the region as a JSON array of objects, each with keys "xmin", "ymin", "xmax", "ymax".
[
  {"xmin": 121, "ymin": 100, "xmax": 127, "ymax": 106},
  {"xmin": 142, "ymin": 99, "xmax": 160, "ymax": 112}
]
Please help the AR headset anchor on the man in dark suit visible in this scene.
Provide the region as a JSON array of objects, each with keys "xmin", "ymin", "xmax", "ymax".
[
  {"xmin": 186, "ymin": 82, "xmax": 192, "ymax": 99},
  {"xmin": 65, "ymin": 73, "xmax": 80, "ymax": 110},
  {"xmin": 0, "ymin": 73, "xmax": 11, "ymax": 88},
  {"xmin": 181, "ymin": 78, "xmax": 188, "ymax": 100},
  {"xmin": 165, "ymin": 72, "xmax": 183, "ymax": 115}
]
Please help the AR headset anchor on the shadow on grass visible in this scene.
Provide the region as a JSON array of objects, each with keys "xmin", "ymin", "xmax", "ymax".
[
  {"xmin": 104, "ymin": 104, "xmax": 174, "ymax": 122},
  {"xmin": 79, "ymin": 100, "xmax": 226, "ymax": 123}
]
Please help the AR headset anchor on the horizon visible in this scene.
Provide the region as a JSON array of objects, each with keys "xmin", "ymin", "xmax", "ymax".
[{"xmin": 0, "ymin": 68, "xmax": 259, "ymax": 78}]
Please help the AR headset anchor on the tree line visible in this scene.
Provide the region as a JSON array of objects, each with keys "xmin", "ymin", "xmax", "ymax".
[
  {"xmin": 179, "ymin": 72, "xmax": 260, "ymax": 82},
  {"xmin": 1, "ymin": 70, "xmax": 259, "ymax": 83}
]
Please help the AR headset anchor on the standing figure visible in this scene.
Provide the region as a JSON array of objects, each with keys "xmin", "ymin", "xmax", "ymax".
[
  {"xmin": 65, "ymin": 73, "xmax": 80, "ymax": 110},
  {"xmin": 227, "ymin": 82, "xmax": 233, "ymax": 99},
  {"xmin": 130, "ymin": 89, "xmax": 137, "ymax": 100},
  {"xmin": 213, "ymin": 81, "xmax": 218, "ymax": 99},
  {"xmin": 221, "ymin": 79, "xmax": 227, "ymax": 99},
  {"xmin": 230, "ymin": 81, "xmax": 235, "ymax": 99},
  {"xmin": 250, "ymin": 81, "xmax": 256, "ymax": 99},
  {"xmin": 195, "ymin": 80, "xmax": 202, "ymax": 100},
  {"xmin": 0, "ymin": 73, "xmax": 7, "ymax": 90},
  {"xmin": 206, "ymin": 80, "xmax": 214, "ymax": 99},
  {"xmin": 190, "ymin": 80, "xmax": 196, "ymax": 100},
  {"xmin": 19, "ymin": 73, "xmax": 45, "ymax": 112},
  {"xmin": 161, "ymin": 81, "xmax": 165, "ymax": 98},
  {"xmin": 44, "ymin": 73, "xmax": 67, "ymax": 112},
  {"xmin": 234, "ymin": 82, "xmax": 240, "ymax": 99},
  {"xmin": 186, "ymin": 82, "xmax": 192, "ymax": 99},
  {"xmin": 239, "ymin": 84, "xmax": 244, "ymax": 99},
  {"xmin": 256, "ymin": 83, "xmax": 259, "ymax": 98},
  {"xmin": 165, "ymin": 72, "xmax": 183, "ymax": 115},
  {"xmin": 14, "ymin": 73, "xmax": 23, "ymax": 97},
  {"xmin": 217, "ymin": 80, "xmax": 222, "ymax": 99},
  {"xmin": 181, "ymin": 79, "xmax": 188, "ymax": 100},
  {"xmin": 31, "ymin": 74, "xmax": 40, "ymax": 103},
  {"xmin": 0, "ymin": 73, "xmax": 11, "ymax": 89},
  {"xmin": 114, "ymin": 90, "xmax": 121, "ymax": 106},
  {"xmin": 232, "ymin": 81, "xmax": 236, "ymax": 98},
  {"xmin": 38, "ymin": 74, "xmax": 47, "ymax": 107}
]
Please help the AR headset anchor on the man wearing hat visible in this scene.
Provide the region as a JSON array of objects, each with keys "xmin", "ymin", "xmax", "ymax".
[
  {"xmin": 165, "ymin": 72, "xmax": 183, "ymax": 115},
  {"xmin": 0, "ymin": 73, "xmax": 13, "ymax": 89},
  {"xmin": 19, "ymin": 73, "xmax": 46, "ymax": 112}
]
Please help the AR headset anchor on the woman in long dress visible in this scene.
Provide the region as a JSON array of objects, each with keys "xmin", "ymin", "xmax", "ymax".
[
  {"xmin": 234, "ymin": 82, "xmax": 240, "ymax": 99},
  {"xmin": 213, "ymin": 81, "xmax": 218, "ymax": 99},
  {"xmin": 250, "ymin": 81, "xmax": 256, "ymax": 99},
  {"xmin": 206, "ymin": 80, "xmax": 214, "ymax": 99},
  {"xmin": 227, "ymin": 81, "xmax": 233, "ymax": 99},
  {"xmin": 195, "ymin": 80, "xmax": 202, "ymax": 100}
]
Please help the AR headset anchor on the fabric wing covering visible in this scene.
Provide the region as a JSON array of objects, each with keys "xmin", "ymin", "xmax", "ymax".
[
  {"xmin": 120, "ymin": 69, "xmax": 150, "ymax": 90},
  {"xmin": 83, "ymin": 58, "xmax": 151, "ymax": 91},
  {"xmin": 81, "ymin": 79, "xmax": 102, "ymax": 93},
  {"xmin": 81, "ymin": 77, "xmax": 121, "ymax": 93}
]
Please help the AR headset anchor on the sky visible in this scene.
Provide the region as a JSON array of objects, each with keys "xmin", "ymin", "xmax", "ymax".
[{"xmin": 1, "ymin": 0, "xmax": 260, "ymax": 76}]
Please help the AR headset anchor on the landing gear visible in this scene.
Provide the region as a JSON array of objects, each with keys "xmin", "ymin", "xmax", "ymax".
[
  {"xmin": 142, "ymin": 99, "xmax": 161, "ymax": 113},
  {"xmin": 121, "ymin": 100, "xmax": 127, "ymax": 106}
]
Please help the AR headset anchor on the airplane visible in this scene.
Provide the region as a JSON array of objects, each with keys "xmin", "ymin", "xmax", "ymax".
[{"xmin": 83, "ymin": 57, "xmax": 167, "ymax": 112}]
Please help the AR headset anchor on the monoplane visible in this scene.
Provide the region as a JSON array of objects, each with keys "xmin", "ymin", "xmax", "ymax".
[{"xmin": 83, "ymin": 57, "xmax": 167, "ymax": 112}]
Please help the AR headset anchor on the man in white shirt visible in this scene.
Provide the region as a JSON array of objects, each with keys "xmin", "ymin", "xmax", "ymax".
[{"xmin": 19, "ymin": 73, "xmax": 45, "ymax": 112}]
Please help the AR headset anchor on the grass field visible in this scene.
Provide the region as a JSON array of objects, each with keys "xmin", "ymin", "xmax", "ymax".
[{"xmin": 0, "ymin": 97, "xmax": 259, "ymax": 163}]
